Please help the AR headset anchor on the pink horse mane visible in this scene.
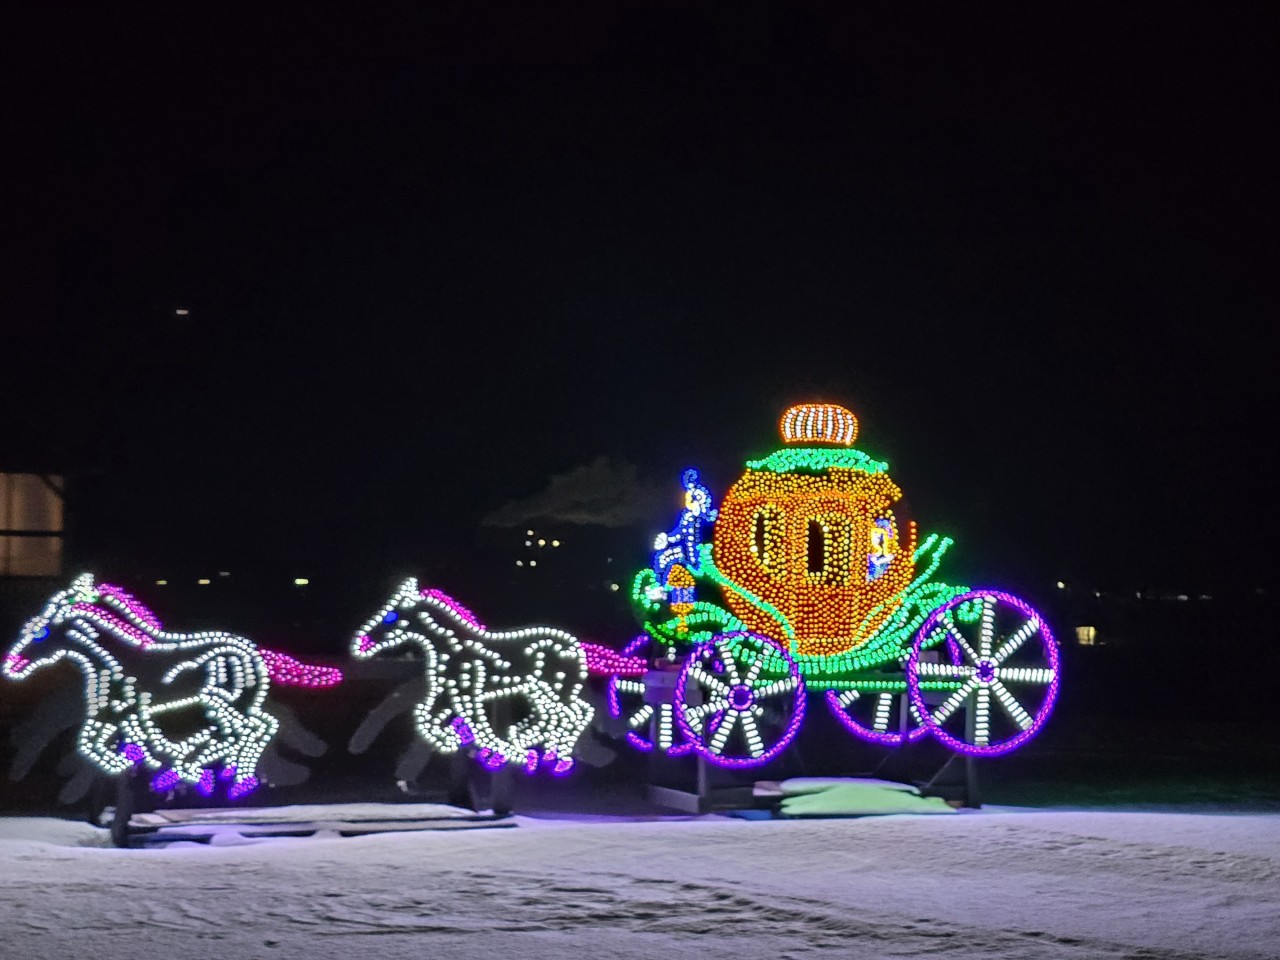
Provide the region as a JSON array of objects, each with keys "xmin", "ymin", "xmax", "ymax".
[
  {"xmin": 80, "ymin": 583, "xmax": 341, "ymax": 688},
  {"xmin": 421, "ymin": 588, "xmax": 487, "ymax": 632}
]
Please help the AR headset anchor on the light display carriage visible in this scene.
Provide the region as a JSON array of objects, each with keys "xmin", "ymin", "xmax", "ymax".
[{"xmin": 583, "ymin": 402, "xmax": 1060, "ymax": 769}]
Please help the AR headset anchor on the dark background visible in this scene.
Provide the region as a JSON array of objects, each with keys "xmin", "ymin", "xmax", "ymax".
[{"xmin": 2, "ymin": 3, "xmax": 1277, "ymax": 811}]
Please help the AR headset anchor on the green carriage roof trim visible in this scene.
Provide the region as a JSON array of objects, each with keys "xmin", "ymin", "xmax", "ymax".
[{"xmin": 745, "ymin": 446, "xmax": 889, "ymax": 475}]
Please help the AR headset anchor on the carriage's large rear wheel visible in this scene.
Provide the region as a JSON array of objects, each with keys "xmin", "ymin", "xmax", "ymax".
[
  {"xmin": 905, "ymin": 590, "xmax": 1059, "ymax": 756},
  {"xmin": 673, "ymin": 632, "xmax": 804, "ymax": 769}
]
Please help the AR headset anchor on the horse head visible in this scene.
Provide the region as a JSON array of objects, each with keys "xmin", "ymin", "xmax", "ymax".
[
  {"xmin": 352, "ymin": 577, "xmax": 429, "ymax": 660},
  {"xmin": 3, "ymin": 573, "xmax": 103, "ymax": 681}
]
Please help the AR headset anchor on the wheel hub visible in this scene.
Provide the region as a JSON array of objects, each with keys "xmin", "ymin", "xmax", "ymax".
[
  {"xmin": 976, "ymin": 660, "xmax": 996, "ymax": 682},
  {"xmin": 728, "ymin": 683, "xmax": 754, "ymax": 711}
]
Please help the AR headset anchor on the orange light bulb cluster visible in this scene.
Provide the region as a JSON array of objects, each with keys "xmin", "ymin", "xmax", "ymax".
[{"xmin": 712, "ymin": 404, "xmax": 916, "ymax": 657}]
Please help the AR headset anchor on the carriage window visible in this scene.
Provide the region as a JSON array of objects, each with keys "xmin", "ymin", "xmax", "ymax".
[
  {"xmin": 751, "ymin": 506, "xmax": 784, "ymax": 570},
  {"xmin": 807, "ymin": 520, "xmax": 825, "ymax": 574}
]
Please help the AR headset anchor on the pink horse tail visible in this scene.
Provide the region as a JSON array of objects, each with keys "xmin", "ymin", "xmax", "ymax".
[{"xmin": 259, "ymin": 648, "xmax": 343, "ymax": 688}]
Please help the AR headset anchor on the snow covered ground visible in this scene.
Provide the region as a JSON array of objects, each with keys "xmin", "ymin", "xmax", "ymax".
[{"xmin": 2, "ymin": 799, "xmax": 1278, "ymax": 960}]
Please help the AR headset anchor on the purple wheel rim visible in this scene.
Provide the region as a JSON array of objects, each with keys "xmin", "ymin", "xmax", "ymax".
[
  {"xmin": 673, "ymin": 631, "xmax": 805, "ymax": 769},
  {"xmin": 906, "ymin": 589, "xmax": 1060, "ymax": 757}
]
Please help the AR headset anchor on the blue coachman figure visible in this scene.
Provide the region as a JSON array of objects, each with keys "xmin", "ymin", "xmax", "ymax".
[{"xmin": 651, "ymin": 468, "xmax": 718, "ymax": 633}]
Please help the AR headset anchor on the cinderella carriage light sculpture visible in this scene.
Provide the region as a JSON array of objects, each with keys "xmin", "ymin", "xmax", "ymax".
[{"xmin": 582, "ymin": 402, "xmax": 1060, "ymax": 768}]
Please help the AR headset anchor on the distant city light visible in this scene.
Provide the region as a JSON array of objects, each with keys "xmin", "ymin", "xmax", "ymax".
[
  {"xmin": 174, "ymin": 308, "xmax": 189, "ymax": 316},
  {"xmin": 525, "ymin": 540, "xmax": 533, "ymax": 547},
  {"xmin": 551, "ymin": 540, "xmax": 560, "ymax": 547},
  {"xmin": 516, "ymin": 560, "xmax": 524, "ymax": 567},
  {"xmin": 526, "ymin": 529, "xmax": 534, "ymax": 536},
  {"xmin": 1075, "ymin": 626, "xmax": 1097, "ymax": 646},
  {"xmin": 155, "ymin": 580, "xmax": 167, "ymax": 586},
  {"xmin": 197, "ymin": 578, "xmax": 211, "ymax": 585},
  {"xmin": 1055, "ymin": 581, "xmax": 1065, "ymax": 589},
  {"xmin": 537, "ymin": 538, "xmax": 546, "ymax": 547},
  {"xmin": 529, "ymin": 560, "xmax": 537, "ymax": 567},
  {"xmin": 218, "ymin": 571, "xmax": 231, "ymax": 578},
  {"xmin": 609, "ymin": 582, "xmax": 619, "ymax": 592},
  {"xmin": 294, "ymin": 578, "xmax": 309, "ymax": 586}
]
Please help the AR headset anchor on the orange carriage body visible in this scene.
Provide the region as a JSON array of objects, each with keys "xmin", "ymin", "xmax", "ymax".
[{"xmin": 710, "ymin": 404, "xmax": 917, "ymax": 657}]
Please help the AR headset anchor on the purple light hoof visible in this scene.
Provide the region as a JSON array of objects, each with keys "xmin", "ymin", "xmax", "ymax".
[
  {"xmin": 228, "ymin": 775, "xmax": 259, "ymax": 799},
  {"xmin": 450, "ymin": 717, "xmax": 475, "ymax": 746},
  {"xmin": 150, "ymin": 770, "xmax": 180, "ymax": 792},
  {"xmin": 195, "ymin": 770, "xmax": 216, "ymax": 797},
  {"xmin": 119, "ymin": 742, "xmax": 145, "ymax": 764}
]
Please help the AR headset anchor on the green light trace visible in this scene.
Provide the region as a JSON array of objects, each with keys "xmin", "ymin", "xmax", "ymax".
[
  {"xmin": 745, "ymin": 446, "xmax": 889, "ymax": 475},
  {"xmin": 633, "ymin": 530, "xmax": 969, "ymax": 684}
]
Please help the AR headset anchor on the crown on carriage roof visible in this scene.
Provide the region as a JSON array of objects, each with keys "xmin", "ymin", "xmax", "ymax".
[{"xmin": 779, "ymin": 403, "xmax": 859, "ymax": 446}]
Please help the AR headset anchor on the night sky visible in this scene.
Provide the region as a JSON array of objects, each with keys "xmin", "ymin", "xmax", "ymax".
[{"xmin": 8, "ymin": 5, "xmax": 1277, "ymax": 607}]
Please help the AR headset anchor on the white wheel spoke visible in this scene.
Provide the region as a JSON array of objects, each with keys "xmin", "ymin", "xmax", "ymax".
[
  {"xmin": 628, "ymin": 704, "xmax": 653, "ymax": 730},
  {"xmin": 931, "ymin": 678, "xmax": 977, "ymax": 725},
  {"xmin": 686, "ymin": 699, "xmax": 730, "ymax": 724},
  {"xmin": 716, "ymin": 644, "xmax": 742, "ymax": 684},
  {"xmin": 998, "ymin": 666, "xmax": 1055, "ymax": 685},
  {"xmin": 751, "ymin": 676, "xmax": 798, "ymax": 701},
  {"xmin": 990, "ymin": 680, "xmax": 1034, "ymax": 730},
  {"xmin": 992, "ymin": 619, "xmax": 1039, "ymax": 664},
  {"xmin": 615, "ymin": 679, "xmax": 645, "ymax": 695},
  {"xmin": 978, "ymin": 596, "xmax": 996, "ymax": 659},
  {"xmin": 708, "ymin": 711, "xmax": 736, "ymax": 754},
  {"xmin": 739, "ymin": 712, "xmax": 764, "ymax": 757},
  {"xmin": 873, "ymin": 693, "xmax": 893, "ymax": 732},
  {"xmin": 742, "ymin": 651, "xmax": 766, "ymax": 686},
  {"xmin": 690, "ymin": 664, "xmax": 730, "ymax": 697},
  {"xmin": 837, "ymin": 689, "xmax": 860, "ymax": 708},
  {"xmin": 915, "ymin": 660, "xmax": 975, "ymax": 679},
  {"xmin": 941, "ymin": 618, "xmax": 982, "ymax": 665},
  {"xmin": 658, "ymin": 705, "xmax": 674, "ymax": 750},
  {"xmin": 973, "ymin": 685, "xmax": 991, "ymax": 745}
]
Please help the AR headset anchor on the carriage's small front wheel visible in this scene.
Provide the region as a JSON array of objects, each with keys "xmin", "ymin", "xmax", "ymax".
[
  {"xmin": 606, "ymin": 635, "xmax": 693, "ymax": 757},
  {"xmin": 906, "ymin": 590, "xmax": 1059, "ymax": 756},
  {"xmin": 673, "ymin": 632, "xmax": 805, "ymax": 769}
]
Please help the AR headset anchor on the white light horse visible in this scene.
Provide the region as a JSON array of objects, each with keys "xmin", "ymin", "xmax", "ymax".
[
  {"xmin": 353, "ymin": 579, "xmax": 593, "ymax": 776},
  {"xmin": 2, "ymin": 574, "xmax": 335, "ymax": 798}
]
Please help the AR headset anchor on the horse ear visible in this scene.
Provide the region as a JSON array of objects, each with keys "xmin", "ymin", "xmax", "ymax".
[
  {"xmin": 70, "ymin": 572, "xmax": 96, "ymax": 600},
  {"xmin": 395, "ymin": 577, "xmax": 420, "ymax": 600}
]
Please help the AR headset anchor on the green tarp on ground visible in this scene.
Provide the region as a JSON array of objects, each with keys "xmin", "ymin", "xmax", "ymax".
[{"xmin": 757, "ymin": 777, "xmax": 958, "ymax": 817}]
